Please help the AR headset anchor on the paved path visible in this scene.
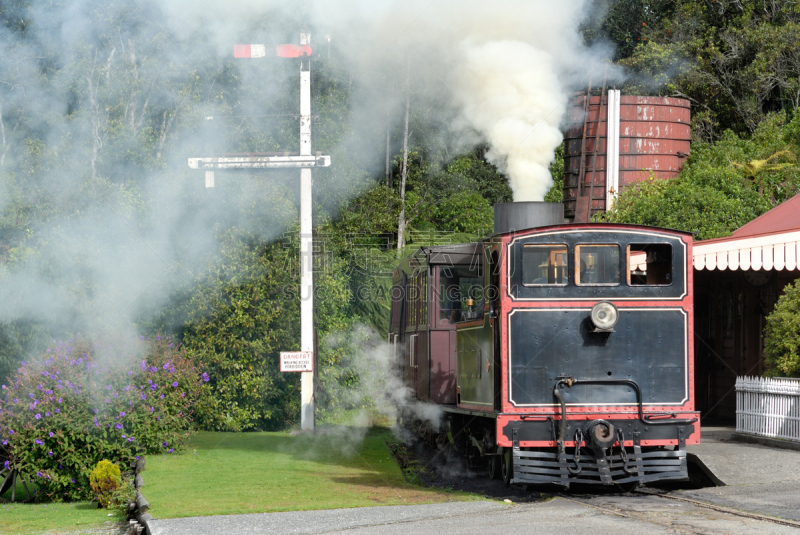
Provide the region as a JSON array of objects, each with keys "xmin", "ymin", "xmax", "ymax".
[
  {"xmin": 683, "ymin": 435, "xmax": 800, "ymax": 521},
  {"xmin": 148, "ymin": 496, "xmax": 799, "ymax": 535},
  {"xmin": 688, "ymin": 436, "xmax": 800, "ymax": 486}
]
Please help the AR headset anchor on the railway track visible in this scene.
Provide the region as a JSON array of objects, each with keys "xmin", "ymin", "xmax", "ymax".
[
  {"xmin": 404, "ymin": 430, "xmax": 800, "ymax": 531},
  {"xmin": 636, "ymin": 489, "xmax": 800, "ymax": 529},
  {"xmin": 559, "ymin": 488, "xmax": 800, "ymax": 532}
]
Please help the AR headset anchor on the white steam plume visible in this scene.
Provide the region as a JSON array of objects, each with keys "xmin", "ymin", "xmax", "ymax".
[
  {"xmin": 321, "ymin": 324, "xmax": 442, "ymax": 431},
  {"xmin": 453, "ymin": 41, "xmax": 566, "ymax": 201},
  {"xmin": 167, "ymin": 0, "xmax": 619, "ymax": 201},
  {"xmin": 282, "ymin": 324, "xmax": 441, "ymax": 457},
  {"xmin": 308, "ymin": 0, "xmax": 618, "ymax": 201},
  {"xmin": 0, "ymin": 0, "xmax": 618, "ymax": 376}
]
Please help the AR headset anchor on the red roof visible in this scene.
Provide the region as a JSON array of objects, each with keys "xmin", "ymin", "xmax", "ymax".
[
  {"xmin": 731, "ymin": 192, "xmax": 800, "ymax": 239},
  {"xmin": 693, "ymin": 192, "xmax": 800, "ymax": 271}
]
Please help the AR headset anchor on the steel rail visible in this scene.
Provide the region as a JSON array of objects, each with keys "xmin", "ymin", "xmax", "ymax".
[{"xmin": 635, "ymin": 489, "xmax": 800, "ymax": 529}]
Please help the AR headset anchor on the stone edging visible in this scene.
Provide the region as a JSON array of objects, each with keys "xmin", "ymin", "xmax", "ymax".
[
  {"xmin": 731, "ymin": 432, "xmax": 800, "ymax": 451},
  {"xmin": 124, "ymin": 457, "xmax": 154, "ymax": 535}
]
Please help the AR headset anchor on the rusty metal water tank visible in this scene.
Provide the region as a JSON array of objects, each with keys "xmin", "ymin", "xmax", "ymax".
[{"xmin": 562, "ymin": 93, "xmax": 691, "ymax": 222}]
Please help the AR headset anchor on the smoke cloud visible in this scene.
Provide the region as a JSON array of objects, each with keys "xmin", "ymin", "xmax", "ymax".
[
  {"xmin": 315, "ymin": 323, "xmax": 442, "ymax": 453},
  {"xmin": 0, "ymin": 0, "xmax": 617, "ymax": 371},
  {"xmin": 453, "ymin": 41, "xmax": 567, "ymax": 201},
  {"xmin": 166, "ymin": 0, "xmax": 618, "ymax": 200},
  {"xmin": 306, "ymin": 0, "xmax": 619, "ymax": 200}
]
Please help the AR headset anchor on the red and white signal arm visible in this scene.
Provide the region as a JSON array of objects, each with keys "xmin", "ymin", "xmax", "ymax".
[
  {"xmin": 280, "ymin": 351, "xmax": 314, "ymax": 372},
  {"xmin": 234, "ymin": 44, "xmax": 312, "ymax": 58}
]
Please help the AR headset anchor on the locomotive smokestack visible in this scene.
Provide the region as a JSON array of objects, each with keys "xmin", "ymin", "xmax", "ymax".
[{"xmin": 493, "ymin": 202, "xmax": 564, "ymax": 234}]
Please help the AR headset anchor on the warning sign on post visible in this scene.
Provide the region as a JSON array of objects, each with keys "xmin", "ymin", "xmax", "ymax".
[{"xmin": 280, "ymin": 351, "xmax": 314, "ymax": 372}]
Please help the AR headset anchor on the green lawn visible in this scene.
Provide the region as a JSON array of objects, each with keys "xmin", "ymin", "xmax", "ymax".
[
  {"xmin": 0, "ymin": 500, "xmax": 121, "ymax": 534},
  {"xmin": 0, "ymin": 426, "xmax": 478, "ymax": 532},
  {"xmin": 145, "ymin": 427, "xmax": 478, "ymax": 518}
]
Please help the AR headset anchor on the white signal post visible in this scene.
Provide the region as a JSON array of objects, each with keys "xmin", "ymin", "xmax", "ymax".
[
  {"xmin": 188, "ymin": 32, "xmax": 326, "ymax": 431},
  {"xmin": 298, "ymin": 31, "xmax": 314, "ymax": 432}
]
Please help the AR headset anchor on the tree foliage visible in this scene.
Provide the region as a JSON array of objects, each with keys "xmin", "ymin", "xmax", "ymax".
[
  {"xmin": 545, "ymin": 144, "xmax": 565, "ymax": 203},
  {"xmin": 764, "ymin": 279, "xmax": 800, "ymax": 377},
  {"xmin": 582, "ymin": 0, "xmax": 677, "ymax": 60},
  {"xmin": 610, "ymin": 0, "xmax": 800, "ymax": 135},
  {"xmin": 603, "ymin": 112, "xmax": 800, "ymax": 238},
  {"xmin": 173, "ymin": 229, "xmax": 353, "ymax": 431},
  {"xmin": 5, "ymin": 0, "xmax": 800, "ymax": 434}
]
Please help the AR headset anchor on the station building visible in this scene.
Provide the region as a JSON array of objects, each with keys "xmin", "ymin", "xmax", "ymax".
[{"xmin": 692, "ymin": 193, "xmax": 800, "ymax": 423}]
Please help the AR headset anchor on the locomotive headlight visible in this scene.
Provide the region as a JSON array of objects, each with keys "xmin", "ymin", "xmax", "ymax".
[{"xmin": 590, "ymin": 301, "xmax": 618, "ymax": 332}]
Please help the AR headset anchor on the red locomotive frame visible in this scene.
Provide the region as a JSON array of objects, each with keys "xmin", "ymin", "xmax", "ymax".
[{"xmin": 392, "ymin": 223, "xmax": 700, "ymax": 488}]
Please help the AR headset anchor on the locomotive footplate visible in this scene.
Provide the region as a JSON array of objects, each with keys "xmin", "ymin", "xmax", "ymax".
[{"xmin": 504, "ymin": 420, "xmax": 695, "ymax": 488}]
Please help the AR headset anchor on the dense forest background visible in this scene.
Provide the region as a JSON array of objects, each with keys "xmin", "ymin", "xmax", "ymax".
[{"xmin": 2, "ymin": 0, "xmax": 800, "ymax": 430}]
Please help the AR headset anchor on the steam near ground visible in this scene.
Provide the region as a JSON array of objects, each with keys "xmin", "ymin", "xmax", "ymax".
[
  {"xmin": 307, "ymin": 324, "xmax": 442, "ymax": 456},
  {"xmin": 0, "ymin": 2, "xmax": 617, "ymax": 381}
]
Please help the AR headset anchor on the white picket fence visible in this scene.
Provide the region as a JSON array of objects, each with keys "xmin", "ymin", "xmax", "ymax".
[{"xmin": 736, "ymin": 376, "xmax": 800, "ymax": 442}]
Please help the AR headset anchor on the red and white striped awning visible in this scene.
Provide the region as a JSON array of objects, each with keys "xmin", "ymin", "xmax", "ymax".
[
  {"xmin": 630, "ymin": 250, "xmax": 647, "ymax": 271},
  {"xmin": 693, "ymin": 230, "xmax": 800, "ymax": 271},
  {"xmin": 693, "ymin": 193, "xmax": 800, "ymax": 271}
]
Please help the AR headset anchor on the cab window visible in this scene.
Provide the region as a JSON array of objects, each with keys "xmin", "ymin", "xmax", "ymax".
[
  {"xmin": 628, "ymin": 244, "xmax": 673, "ymax": 285},
  {"xmin": 575, "ymin": 244, "xmax": 620, "ymax": 286},
  {"xmin": 438, "ymin": 265, "xmax": 483, "ymax": 324},
  {"xmin": 521, "ymin": 244, "xmax": 568, "ymax": 286}
]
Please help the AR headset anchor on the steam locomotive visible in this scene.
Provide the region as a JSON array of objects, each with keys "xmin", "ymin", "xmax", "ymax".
[{"xmin": 390, "ymin": 202, "xmax": 699, "ymax": 488}]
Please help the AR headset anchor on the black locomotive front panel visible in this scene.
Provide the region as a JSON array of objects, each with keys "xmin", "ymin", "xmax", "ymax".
[
  {"xmin": 496, "ymin": 225, "xmax": 698, "ymax": 488},
  {"xmin": 508, "ymin": 308, "xmax": 688, "ymax": 407}
]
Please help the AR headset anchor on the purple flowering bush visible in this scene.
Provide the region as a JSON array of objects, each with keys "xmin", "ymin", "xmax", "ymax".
[{"xmin": 0, "ymin": 335, "xmax": 207, "ymax": 502}]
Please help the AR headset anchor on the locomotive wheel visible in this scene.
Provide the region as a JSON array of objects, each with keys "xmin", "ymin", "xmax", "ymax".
[
  {"xmin": 0, "ymin": 468, "xmax": 13, "ymax": 497},
  {"xmin": 489, "ymin": 454, "xmax": 502, "ymax": 480},
  {"xmin": 501, "ymin": 448, "xmax": 513, "ymax": 486},
  {"xmin": 0, "ymin": 469, "xmax": 34, "ymax": 502}
]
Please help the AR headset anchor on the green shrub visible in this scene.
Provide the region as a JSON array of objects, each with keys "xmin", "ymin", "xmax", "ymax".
[
  {"xmin": 433, "ymin": 191, "xmax": 493, "ymax": 235},
  {"xmin": 178, "ymin": 233, "xmax": 352, "ymax": 432},
  {"xmin": 0, "ymin": 335, "xmax": 207, "ymax": 501},
  {"xmin": 89, "ymin": 460, "xmax": 121, "ymax": 508},
  {"xmin": 109, "ymin": 474, "xmax": 137, "ymax": 515},
  {"xmin": 764, "ymin": 280, "xmax": 800, "ymax": 377}
]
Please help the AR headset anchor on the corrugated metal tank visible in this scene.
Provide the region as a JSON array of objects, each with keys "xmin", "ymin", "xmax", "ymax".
[{"xmin": 563, "ymin": 94, "xmax": 691, "ymax": 222}]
